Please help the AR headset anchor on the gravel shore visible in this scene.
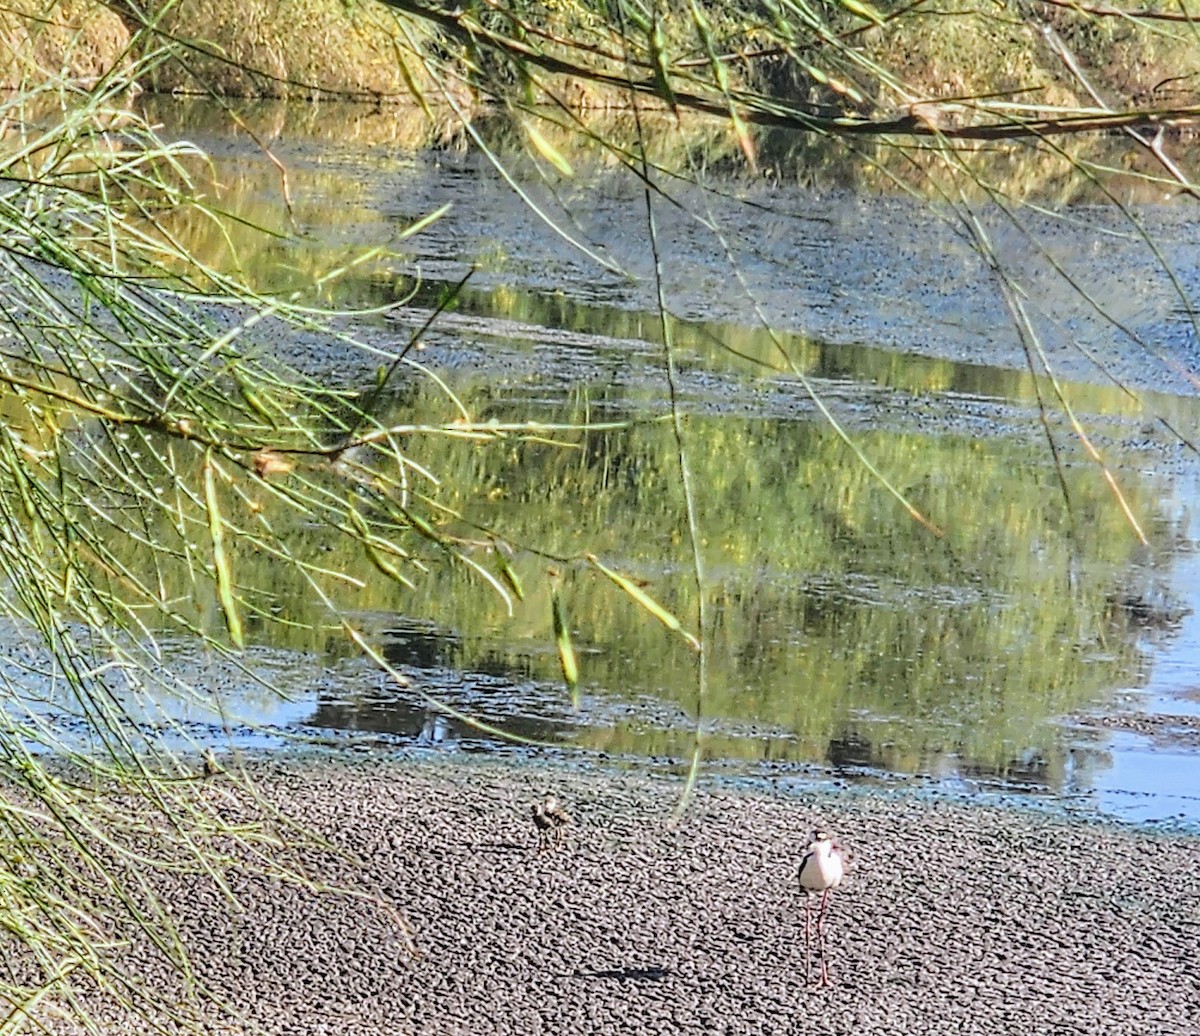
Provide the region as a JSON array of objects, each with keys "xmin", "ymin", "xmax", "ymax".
[{"xmin": 53, "ymin": 752, "xmax": 1200, "ymax": 1035}]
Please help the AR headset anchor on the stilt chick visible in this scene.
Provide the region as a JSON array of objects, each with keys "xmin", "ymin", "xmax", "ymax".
[{"xmin": 531, "ymin": 795, "xmax": 571, "ymax": 852}]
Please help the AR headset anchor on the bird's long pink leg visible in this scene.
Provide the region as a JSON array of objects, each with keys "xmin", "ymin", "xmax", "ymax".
[
  {"xmin": 816, "ymin": 888, "xmax": 832, "ymax": 987},
  {"xmin": 804, "ymin": 894, "xmax": 813, "ymax": 987}
]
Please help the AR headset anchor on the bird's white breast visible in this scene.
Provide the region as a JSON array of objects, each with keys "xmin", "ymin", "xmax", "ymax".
[{"xmin": 799, "ymin": 843, "xmax": 844, "ymax": 892}]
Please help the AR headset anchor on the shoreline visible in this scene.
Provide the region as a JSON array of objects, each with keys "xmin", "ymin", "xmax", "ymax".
[{"xmin": 52, "ymin": 749, "xmax": 1200, "ymax": 1035}]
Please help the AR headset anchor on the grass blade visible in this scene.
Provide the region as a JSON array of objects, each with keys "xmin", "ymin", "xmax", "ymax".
[
  {"xmin": 203, "ymin": 450, "xmax": 245, "ymax": 649},
  {"xmin": 586, "ymin": 554, "xmax": 700, "ymax": 651},
  {"xmin": 550, "ymin": 573, "xmax": 579, "ymax": 705}
]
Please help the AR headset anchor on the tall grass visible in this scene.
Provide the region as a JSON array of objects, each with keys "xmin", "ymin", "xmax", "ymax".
[{"xmin": 0, "ymin": 32, "xmax": 442, "ymax": 1033}]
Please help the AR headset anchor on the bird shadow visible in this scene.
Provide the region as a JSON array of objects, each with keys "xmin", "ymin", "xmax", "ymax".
[
  {"xmin": 572, "ymin": 966, "xmax": 672, "ymax": 982},
  {"xmin": 469, "ymin": 841, "xmax": 531, "ymax": 854}
]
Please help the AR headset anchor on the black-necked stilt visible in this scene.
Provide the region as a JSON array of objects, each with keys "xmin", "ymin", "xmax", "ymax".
[{"xmin": 798, "ymin": 830, "xmax": 847, "ymax": 987}]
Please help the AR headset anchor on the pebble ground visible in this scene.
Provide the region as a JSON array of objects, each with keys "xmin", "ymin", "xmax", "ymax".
[{"xmin": 31, "ymin": 754, "xmax": 1200, "ymax": 1035}]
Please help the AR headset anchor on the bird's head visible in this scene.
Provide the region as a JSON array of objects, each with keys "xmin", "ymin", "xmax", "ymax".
[{"xmin": 808, "ymin": 830, "xmax": 848, "ymax": 860}]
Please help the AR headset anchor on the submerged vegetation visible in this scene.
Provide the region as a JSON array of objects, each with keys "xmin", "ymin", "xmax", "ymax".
[{"xmin": 0, "ymin": 0, "xmax": 1195, "ymax": 1030}]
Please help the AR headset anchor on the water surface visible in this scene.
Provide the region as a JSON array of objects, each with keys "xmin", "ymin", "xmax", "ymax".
[{"xmin": 56, "ymin": 99, "xmax": 1200, "ymax": 825}]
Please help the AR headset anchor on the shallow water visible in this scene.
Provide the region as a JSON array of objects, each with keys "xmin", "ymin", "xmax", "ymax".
[{"xmin": 47, "ymin": 99, "xmax": 1200, "ymax": 825}]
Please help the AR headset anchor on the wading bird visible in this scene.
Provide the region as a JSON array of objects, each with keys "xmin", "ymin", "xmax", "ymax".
[
  {"xmin": 531, "ymin": 795, "xmax": 571, "ymax": 852},
  {"xmin": 797, "ymin": 830, "xmax": 847, "ymax": 988}
]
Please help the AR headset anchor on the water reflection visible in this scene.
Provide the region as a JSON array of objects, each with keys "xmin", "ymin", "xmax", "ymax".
[
  {"xmin": 24, "ymin": 332, "xmax": 1182, "ymax": 815},
  {"xmin": 253, "ymin": 378, "xmax": 1169, "ymax": 789},
  {"xmin": 417, "ymin": 714, "xmax": 451, "ymax": 746}
]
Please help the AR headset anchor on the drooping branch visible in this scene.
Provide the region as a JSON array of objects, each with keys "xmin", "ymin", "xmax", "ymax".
[
  {"xmin": 373, "ymin": 0, "xmax": 1200, "ymax": 139},
  {"xmin": 1037, "ymin": 0, "xmax": 1200, "ymax": 21}
]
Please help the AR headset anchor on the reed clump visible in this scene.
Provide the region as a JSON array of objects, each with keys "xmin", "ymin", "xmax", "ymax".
[
  {"xmin": 0, "ymin": 0, "xmax": 131, "ymax": 88},
  {"xmin": 133, "ymin": 0, "xmax": 444, "ymax": 100}
]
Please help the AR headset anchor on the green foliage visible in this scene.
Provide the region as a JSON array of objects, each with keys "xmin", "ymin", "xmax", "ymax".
[{"xmin": 0, "ymin": 32, "xmax": 429, "ymax": 1033}]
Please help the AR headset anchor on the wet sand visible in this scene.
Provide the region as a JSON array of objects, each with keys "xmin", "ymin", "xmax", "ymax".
[{"xmin": 59, "ymin": 752, "xmax": 1200, "ymax": 1036}]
